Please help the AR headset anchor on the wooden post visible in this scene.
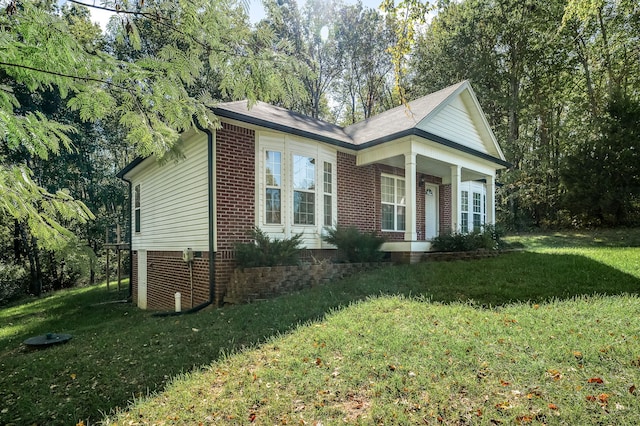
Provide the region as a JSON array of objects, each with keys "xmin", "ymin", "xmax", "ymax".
[
  {"xmin": 105, "ymin": 228, "xmax": 110, "ymax": 291},
  {"xmin": 116, "ymin": 224, "xmax": 122, "ymax": 292},
  {"xmin": 106, "ymin": 247, "xmax": 110, "ymax": 291},
  {"xmin": 117, "ymin": 248, "xmax": 122, "ymax": 292}
]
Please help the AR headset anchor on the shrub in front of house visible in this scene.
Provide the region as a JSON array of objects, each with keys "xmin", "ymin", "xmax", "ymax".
[
  {"xmin": 235, "ymin": 228, "xmax": 303, "ymax": 269},
  {"xmin": 431, "ymin": 225, "xmax": 505, "ymax": 252},
  {"xmin": 322, "ymin": 225, "xmax": 386, "ymax": 263}
]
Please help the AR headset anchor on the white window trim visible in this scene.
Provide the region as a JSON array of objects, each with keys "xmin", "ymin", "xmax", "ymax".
[
  {"xmin": 256, "ymin": 133, "xmax": 337, "ymax": 248},
  {"xmin": 381, "ymin": 173, "xmax": 406, "ymax": 232},
  {"xmin": 459, "ymin": 181, "xmax": 487, "ymax": 233}
]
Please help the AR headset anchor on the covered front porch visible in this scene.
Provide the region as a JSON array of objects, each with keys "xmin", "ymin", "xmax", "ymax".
[{"xmin": 356, "ymin": 135, "xmax": 502, "ymax": 262}]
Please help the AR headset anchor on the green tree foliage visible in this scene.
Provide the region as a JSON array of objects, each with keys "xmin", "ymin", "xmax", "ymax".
[
  {"xmin": 1, "ymin": 0, "xmax": 300, "ymax": 294},
  {"xmin": 410, "ymin": 0, "xmax": 640, "ymax": 228},
  {"xmin": 333, "ymin": 2, "xmax": 396, "ymax": 124},
  {"xmin": 259, "ymin": 0, "xmax": 342, "ymax": 119},
  {"xmin": 561, "ymin": 94, "xmax": 640, "ymax": 226}
]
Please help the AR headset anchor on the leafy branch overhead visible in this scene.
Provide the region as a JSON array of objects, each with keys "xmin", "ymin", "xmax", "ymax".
[{"xmin": 0, "ymin": 0, "xmax": 297, "ymax": 247}]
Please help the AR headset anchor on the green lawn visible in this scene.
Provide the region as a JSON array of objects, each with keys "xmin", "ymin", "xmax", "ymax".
[{"xmin": 1, "ymin": 229, "xmax": 640, "ymax": 425}]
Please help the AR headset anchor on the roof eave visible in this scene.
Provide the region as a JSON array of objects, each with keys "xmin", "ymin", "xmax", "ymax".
[
  {"xmin": 358, "ymin": 128, "xmax": 511, "ymax": 168},
  {"xmin": 212, "ymin": 107, "xmax": 356, "ymax": 150}
]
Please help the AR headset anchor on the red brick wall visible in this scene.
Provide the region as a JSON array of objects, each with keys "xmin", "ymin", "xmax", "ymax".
[
  {"xmin": 336, "ymin": 153, "xmax": 448, "ymax": 242},
  {"xmin": 214, "ymin": 122, "xmax": 256, "ymax": 304},
  {"xmin": 132, "ymin": 252, "xmax": 138, "ymax": 305},
  {"xmin": 336, "ymin": 152, "xmax": 377, "ymax": 232},
  {"xmin": 440, "ymin": 184, "xmax": 452, "ymax": 234},
  {"xmin": 130, "ymin": 251, "xmax": 210, "ymax": 311}
]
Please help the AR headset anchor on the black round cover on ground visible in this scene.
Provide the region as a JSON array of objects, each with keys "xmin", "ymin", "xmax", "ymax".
[{"xmin": 23, "ymin": 333, "xmax": 72, "ymax": 347}]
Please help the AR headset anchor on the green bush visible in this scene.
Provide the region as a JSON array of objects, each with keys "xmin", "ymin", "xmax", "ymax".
[
  {"xmin": 235, "ymin": 228, "xmax": 303, "ymax": 269},
  {"xmin": 431, "ymin": 225, "xmax": 505, "ymax": 252},
  {"xmin": 0, "ymin": 262, "xmax": 29, "ymax": 305},
  {"xmin": 322, "ymin": 225, "xmax": 386, "ymax": 263}
]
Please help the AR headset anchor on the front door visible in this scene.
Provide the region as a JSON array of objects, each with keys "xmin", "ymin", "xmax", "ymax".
[
  {"xmin": 137, "ymin": 250, "xmax": 147, "ymax": 309},
  {"xmin": 425, "ymin": 184, "xmax": 439, "ymax": 240}
]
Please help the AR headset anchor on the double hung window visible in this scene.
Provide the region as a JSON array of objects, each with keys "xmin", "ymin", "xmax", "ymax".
[{"xmin": 381, "ymin": 175, "xmax": 406, "ymax": 231}]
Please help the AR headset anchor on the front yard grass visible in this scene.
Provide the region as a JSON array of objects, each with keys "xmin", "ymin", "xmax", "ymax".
[{"xmin": 1, "ymin": 229, "xmax": 639, "ymax": 425}]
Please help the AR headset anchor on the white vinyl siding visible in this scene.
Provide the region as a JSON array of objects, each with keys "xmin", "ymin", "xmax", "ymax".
[
  {"xmin": 420, "ymin": 97, "xmax": 487, "ymax": 154},
  {"xmin": 129, "ymin": 132, "xmax": 209, "ymax": 251}
]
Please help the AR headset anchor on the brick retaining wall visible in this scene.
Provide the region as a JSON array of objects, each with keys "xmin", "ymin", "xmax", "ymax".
[{"xmin": 225, "ymin": 262, "xmax": 389, "ymax": 304}]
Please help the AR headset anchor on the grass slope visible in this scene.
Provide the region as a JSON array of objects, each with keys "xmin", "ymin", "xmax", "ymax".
[
  {"xmin": 0, "ymin": 229, "xmax": 639, "ymax": 425},
  {"xmin": 111, "ymin": 296, "xmax": 640, "ymax": 425}
]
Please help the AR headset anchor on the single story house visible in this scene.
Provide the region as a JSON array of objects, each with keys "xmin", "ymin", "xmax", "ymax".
[{"xmin": 117, "ymin": 80, "xmax": 509, "ymax": 310}]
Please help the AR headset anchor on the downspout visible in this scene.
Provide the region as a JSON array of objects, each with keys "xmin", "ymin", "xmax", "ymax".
[
  {"xmin": 151, "ymin": 122, "xmax": 215, "ymax": 317},
  {"xmin": 196, "ymin": 120, "xmax": 216, "ymax": 308}
]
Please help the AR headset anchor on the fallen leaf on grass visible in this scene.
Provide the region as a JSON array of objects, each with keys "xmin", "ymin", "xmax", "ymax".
[
  {"xmin": 500, "ymin": 380, "xmax": 510, "ymax": 387},
  {"xmin": 515, "ymin": 415, "xmax": 533, "ymax": 424},
  {"xmin": 495, "ymin": 401, "xmax": 511, "ymax": 411},
  {"xmin": 629, "ymin": 385, "xmax": 636, "ymax": 394},
  {"xmin": 548, "ymin": 403, "xmax": 558, "ymax": 410},
  {"xmin": 547, "ymin": 369, "xmax": 562, "ymax": 381},
  {"xmin": 588, "ymin": 377, "xmax": 604, "ymax": 384}
]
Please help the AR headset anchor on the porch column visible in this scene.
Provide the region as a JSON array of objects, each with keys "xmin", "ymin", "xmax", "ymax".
[
  {"xmin": 404, "ymin": 152, "xmax": 417, "ymax": 241},
  {"xmin": 486, "ymin": 175, "xmax": 495, "ymax": 225},
  {"xmin": 450, "ymin": 165, "xmax": 461, "ymax": 232}
]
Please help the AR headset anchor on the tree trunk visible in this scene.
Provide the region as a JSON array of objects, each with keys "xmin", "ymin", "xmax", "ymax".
[{"xmin": 21, "ymin": 227, "xmax": 42, "ymax": 296}]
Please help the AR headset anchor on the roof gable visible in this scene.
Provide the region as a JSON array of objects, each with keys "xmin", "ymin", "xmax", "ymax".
[{"xmin": 416, "ymin": 82, "xmax": 504, "ymax": 160}]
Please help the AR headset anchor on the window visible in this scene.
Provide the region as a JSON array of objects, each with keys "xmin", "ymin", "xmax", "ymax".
[
  {"xmin": 293, "ymin": 155, "xmax": 315, "ymax": 225},
  {"xmin": 381, "ymin": 175, "xmax": 406, "ymax": 231},
  {"xmin": 323, "ymin": 161, "xmax": 332, "ymax": 226},
  {"xmin": 473, "ymin": 192, "xmax": 482, "ymax": 231},
  {"xmin": 460, "ymin": 190, "xmax": 469, "ymax": 232},
  {"xmin": 257, "ymin": 137, "xmax": 336, "ymax": 247},
  {"xmin": 265, "ymin": 151, "xmax": 281, "ymax": 224},
  {"xmin": 134, "ymin": 184, "xmax": 141, "ymax": 233}
]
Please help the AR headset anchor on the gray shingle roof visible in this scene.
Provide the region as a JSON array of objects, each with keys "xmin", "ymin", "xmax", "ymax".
[{"xmin": 213, "ymin": 81, "xmax": 468, "ymax": 147}]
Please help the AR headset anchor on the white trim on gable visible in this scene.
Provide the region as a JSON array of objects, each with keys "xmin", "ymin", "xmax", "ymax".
[{"xmin": 417, "ymin": 82, "xmax": 505, "ymax": 162}]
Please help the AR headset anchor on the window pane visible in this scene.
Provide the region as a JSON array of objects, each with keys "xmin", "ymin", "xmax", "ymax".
[
  {"xmin": 396, "ymin": 179, "xmax": 405, "ymax": 205},
  {"xmin": 473, "ymin": 192, "xmax": 481, "ymax": 213},
  {"xmin": 266, "ymin": 188, "xmax": 281, "ymax": 224},
  {"xmin": 134, "ymin": 185, "xmax": 140, "ymax": 208},
  {"xmin": 323, "ymin": 162, "xmax": 332, "ymax": 193},
  {"xmin": 461, "ymin": 212, "xmax": 469, "ymax": 232},
  {"xmin": 293, "ymin": 155, "xmax": 315, "ymax": 190},
  {"xmin": 381, "ymin": 176, "xmax": 394, "ymax": 203},
  {"xmin": 461, "ymin": 191, "xmax": 469, "ymax": 212},
  {"xmin": 473, "ymin": 213, "xmax": 482, "ymax": 231},
  {"xmin": 397, "ymin": 206, "xmax": 406, "ymax": 231},
  {"xmin": 294, "ymin": 191, "xmax": 315, "ymax": 225},
  {"xmin": 382, "ymin": 204, "xmax": 394, "ymax": 230},
  {"xmin": 135, "ymin": 209, "xmax": 141, "ymax": 233},
  {"xmin": 265, "ymin": 151, "xmax": 281, "ymax": 187},
  {"xmin": 324, "ymin": 194, "xmax": 332, "ymax": 226}
]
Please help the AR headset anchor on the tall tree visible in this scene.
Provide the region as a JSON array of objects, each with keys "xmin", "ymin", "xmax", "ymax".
[
  {"xmin": 333, "ymin": 2, "xmax": 395, "ymax": 124},
  {"xmin": 259, "ymin": 0, "xmax": 343, "ymax": 119},
  {"xmin": 1, "ymin": 0, "xmax": 298, "ymax": 294}
]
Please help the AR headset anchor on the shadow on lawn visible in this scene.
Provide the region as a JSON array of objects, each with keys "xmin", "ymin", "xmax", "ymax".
[{"xmin": 1, "ymin": 251, "xmax": 639, "ymax": 425}]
